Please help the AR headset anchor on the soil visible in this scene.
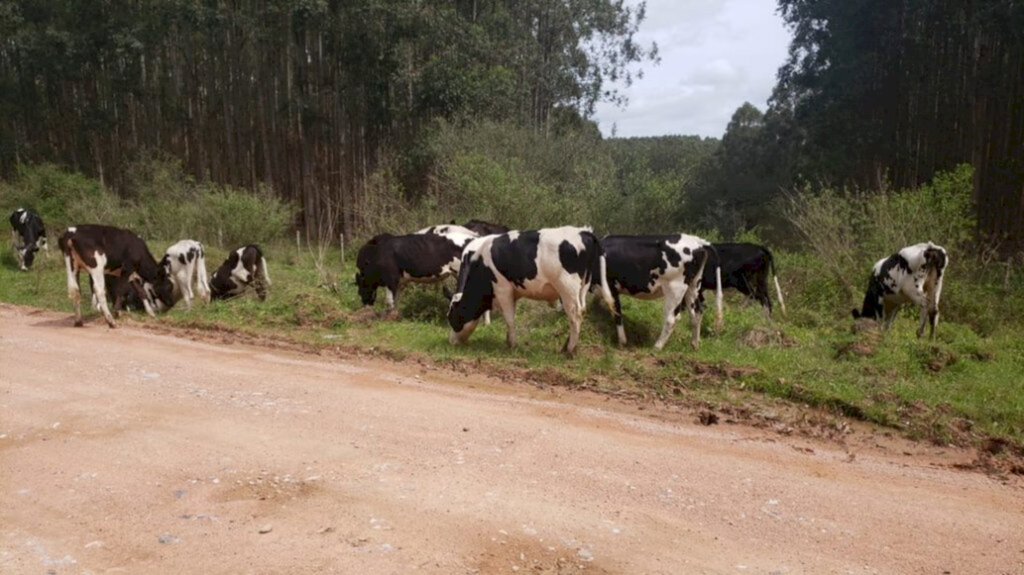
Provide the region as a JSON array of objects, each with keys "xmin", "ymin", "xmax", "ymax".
[{"xmin": 2, "ymin": 304, "xmax": 1023, "ymax": 574}]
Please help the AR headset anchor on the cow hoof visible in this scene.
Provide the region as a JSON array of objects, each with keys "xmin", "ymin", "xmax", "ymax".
[{"xmin": 73, "ymin": 320, "xmax": 84, "ymax": 327}]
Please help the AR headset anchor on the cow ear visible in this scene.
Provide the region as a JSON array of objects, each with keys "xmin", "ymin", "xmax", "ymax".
[{"xmin": 851, "ymin": 309, "xmax": 860, "ymax": 319}]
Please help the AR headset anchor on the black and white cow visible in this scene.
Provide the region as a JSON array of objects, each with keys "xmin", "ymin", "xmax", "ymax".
[
  {"xmin": 460, "ymin": 219, "xmax": 511, "ymax": 236},
  {"xmin": 9, "ymin": 208, "xmax": 47, "ymax": 271},
  {"xmin": 160, "ymin": 239, "xmax": 211, "ymax": 310},
  {"xmin": 701, "ymin": 242, "xmax": 786, "ymax": 320},
  {"xmin": 602, "ymin": 234, "xmax": 720, "ymax": 350},
  {"xmin": 447, "ymin": 226, "xmax": 615, "ymax": 356},
  {"xmin": 60, "ymin": 225, "xmax": 174, "ymax": 328},
  {"xmin": 355, "ymin": 233, "xmax": 465, "ymax": 311},
  {"xmin": 852, "ymin": 242, "xmax": 948, "ymax": 338},
  {"xmin": 210, "ymin": 245, "xmax": 271, "ymax": 301}
]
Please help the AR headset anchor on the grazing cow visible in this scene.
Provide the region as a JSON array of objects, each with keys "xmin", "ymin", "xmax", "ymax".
[
  {"xmin": 160, "ymin": 240, "xmax": 211, "ymax": 310},
  {"xmin": 9, "ymin": 208, "xmax": 47, "ymax": 270},
  {"xmin": 210, "ymin": 245, "xmax": 271, "ymax": 301},
  {"xmin": 60, "ymin": 225, "xmax": 174, "ymax": 328},
  {"xmin": 461, "ymin": 219, "xmax": 511, "ymax": 236},
  {"xmin": 602, "ymin": 234, "xmax": 720, "ymax": 350},
  {"xmin": 701, "ymin": 243, "xmax": 786, "ymax": 319},
  {"xmin": 447, "ymin": 226, "xmax": 615, "ymax": 356},
  {"xmin": 355, "ymin": 233, "xmax": 465, "ymax": 310},
  {"xmin": 852, "ymin": 242, "xmax": 948, "ymax": 338}
]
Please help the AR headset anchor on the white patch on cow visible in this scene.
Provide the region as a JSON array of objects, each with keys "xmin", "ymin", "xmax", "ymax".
[
  {"xmin": 67, "ymin": 226, "xmax": 77, "ymax": 234},
  {"xmin": 18, "ymin": 210, "xmax": 28, "ymax": 224},
  {"xmin": 416, "ymin": 224, "xmax": 479, "ymax": 250}
]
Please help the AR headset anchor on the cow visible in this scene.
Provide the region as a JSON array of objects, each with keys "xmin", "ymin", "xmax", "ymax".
[
  {"xmin": 852, "ymin": 242, "xmax": 948, "ymax": 338},
  {"xmin": 701, "ymin": 242, "xmax": 786, "ymax": 320},
  {"xmin": 9, "ymin": 208, "xmax": 47, "ymax": 271},
  {"xmin": 602, "ymin": 234, "xmax": 720, "ymax": 350},
  {"xmin": 447, "ymin": 226, "xmax": 615, "ymax": 357},
  {"xmin": 461, "ymin": 219, "xmax": 511, "ymax": 236},
  {"xmin": 159, "ymin": 239, "xmax": 211, "ymax": 310},
  {"xmin": 60, "ymin": 225, "xmax": 174, "ymax": 328},
  {"xmin": 355, "ymin": 233, "xmax": 465, "ymax": 311},
  {"xmin": 210, "ymin": 245, "xmax": 271, "ymax": 301}
]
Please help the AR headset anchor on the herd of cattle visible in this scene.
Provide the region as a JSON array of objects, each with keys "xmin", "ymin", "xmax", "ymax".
[{"xmin": 10, "ymin": 208, "xmax": 949, "ymax": 354}]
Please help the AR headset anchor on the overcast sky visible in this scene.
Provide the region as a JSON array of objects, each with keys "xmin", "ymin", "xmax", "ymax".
[{"xmin": 592, "ymin": 0, "xmax": 792, "ymax": 139}]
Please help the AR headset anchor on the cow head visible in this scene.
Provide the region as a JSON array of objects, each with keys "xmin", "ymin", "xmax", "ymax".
[
  {"xmin": 447, "ymin": 254, "xmax": 495, "ymax": 344},
  {"xmin": 18, "ymin": 244, "xmax": 39, "ymax": 271},
  {"xmin": 150, "ymin": 265, "xmax": 176, "ymax": 311},
  {"xmin": 354, "ymin": 272, "xmax": 378, "ymax": 306}
]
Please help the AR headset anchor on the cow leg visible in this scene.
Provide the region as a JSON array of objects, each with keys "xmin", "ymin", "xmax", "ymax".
[
  {"xmin": 559, "ymin": 291, "xmax": 583, "ymax": 357},
  {"xmin": 928, "ymin": 275, "xmax": 944, "ymax": 339},
  {"xmin": 88, "ymin": 254, "xmax": 116, "ymax": 328},
  {"xmin": 385, "ymin": 285, "xmax": 398, "ymax": 313},
  {"xmin": 654, "ymin": 286, "xmax": 686, "ymax": 351},
  {"xmin": 882, "ymin": 300, "xmax": 900, "ymax": 330},
  {"xmin": 65, "ymin": 254, "xmax": 84, "ymax": 327},
  {"xmin": 177, "ymin": 268, "xmax": 194, "ymax": 311},
  {"xmin": 12, "ymin": 232, "xmax": 26, "ymax": 270},
  {"xmin": 495, "ymin": 290, "xmax": 517, "ymax": 348},
  {"xmin": 688, "ymin": 295, "xmax": 706, "ymax": 351},
  {"xmin": 611, "ymin": 288, "xmax": 627, "ymax": 347}
]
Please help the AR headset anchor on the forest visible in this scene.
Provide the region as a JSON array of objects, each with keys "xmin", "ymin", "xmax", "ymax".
[{"xmin": 2, "ymin": 0, "xmax": 1022, "ymax": 249}]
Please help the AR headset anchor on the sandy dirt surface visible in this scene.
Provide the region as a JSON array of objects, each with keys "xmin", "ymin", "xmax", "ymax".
[{"xmin": 1, "ymin": 304, "xmax": 1022, "ymax": 575}]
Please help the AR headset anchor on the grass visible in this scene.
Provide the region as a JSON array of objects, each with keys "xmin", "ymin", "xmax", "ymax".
[{"xmin": 2, "ymin": 240, "xmax": 1023, "ymax": 456}]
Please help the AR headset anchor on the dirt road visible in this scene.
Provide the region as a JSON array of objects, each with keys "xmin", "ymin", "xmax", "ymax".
[{"xmin": 1, "ymin": 305, "xmax": 1022, "ymax": 574}]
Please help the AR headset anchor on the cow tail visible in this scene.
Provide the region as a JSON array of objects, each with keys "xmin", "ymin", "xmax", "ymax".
[
  {"xmin": 705, "ymin": 243, "xmax": 723, "ymax": 330},
  {"xmin": 768, "ymin": 250, "xmax": 786, "ymax": 315},
  {"xmin": 598, "ymin": 251, "xmax": 616, "ymax": 317},
  {"xmin": 260, "ymin": 256, "xmax": 272, "ymax": 286},
  {"xmin": 197, "ymin": 244, "xmax": 212, "ymax": 300}
]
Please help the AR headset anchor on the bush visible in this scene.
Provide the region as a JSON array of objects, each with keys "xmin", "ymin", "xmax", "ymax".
[
  {"xmin": 785, "ymin": 165, "xmax": 977, "ymax": 300},
  {"xmin": 1, "ymin": 160, "xmax": 294, "ymax": 247},
  {"xmin": 0, "ymin": 163, "xmax": 123, "ymax": 230}
]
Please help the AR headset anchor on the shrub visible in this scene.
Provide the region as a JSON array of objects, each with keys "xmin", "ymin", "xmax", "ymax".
[
  {"xmin": 0, "ymin": 160, "xmax": 294, "ymax": 248},
  {"xmin": 785, "ymin": 165, "xmax": 977, "ymax": 300},
  {"xmin": 0, "ymin": 163, "xmax": 123, "ymax": 230}
]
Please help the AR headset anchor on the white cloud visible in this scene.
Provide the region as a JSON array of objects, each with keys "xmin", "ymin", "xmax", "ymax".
[{"xmin": 593, "ymin": 0, "xmax": 791, "ymax": 138}]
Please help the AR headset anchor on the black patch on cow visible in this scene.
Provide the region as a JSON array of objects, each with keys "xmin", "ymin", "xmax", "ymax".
[
  {"xmin": 558, "ymin": 240, "xmax": 587, "ymax": 277},
  {"xmin": 682, "ymin": 246, "xmax": 691, "ymax": 255},
  {"xmin": 178, "ymin": 253, "xmax": 187, "ymax": 265},
  {"xmin": 491, "ymin": 231, "xmax": 540, "ymax": 289}
]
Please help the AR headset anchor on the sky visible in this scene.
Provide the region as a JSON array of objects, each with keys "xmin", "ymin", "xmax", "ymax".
[{"xmin": 592, "ymin": 0, "xmax": 792, "ymax": 139}]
